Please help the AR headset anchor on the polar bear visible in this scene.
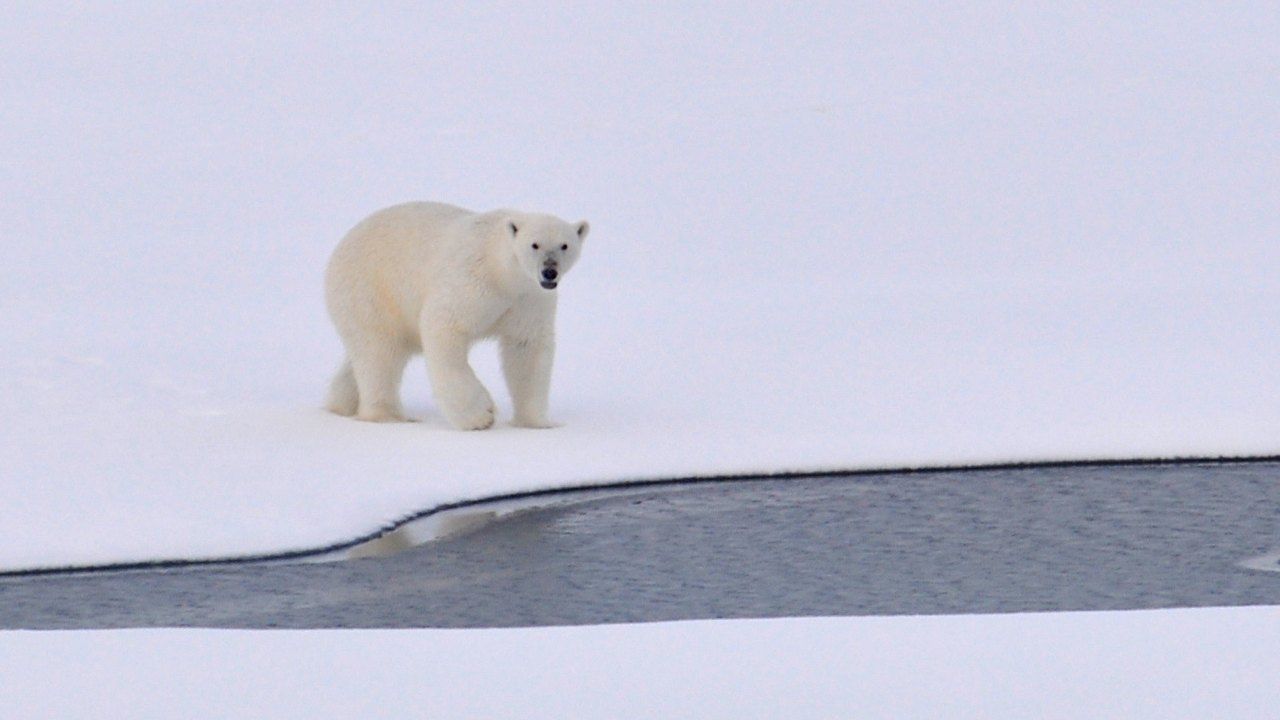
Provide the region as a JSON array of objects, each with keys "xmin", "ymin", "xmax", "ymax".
[{"xmin": 324, "ymin": 201, "xmax": 588, "ymax": 430}]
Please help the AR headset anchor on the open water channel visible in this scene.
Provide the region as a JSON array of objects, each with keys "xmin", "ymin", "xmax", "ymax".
[{"xmin": 3, "ymin": 462, "xmax": 1279, "ymax": 628}]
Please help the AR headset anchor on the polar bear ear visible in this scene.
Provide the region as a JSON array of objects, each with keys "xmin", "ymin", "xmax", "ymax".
[
  {"xmin": 575, "ymin": 221, "xmax": 590, "ymax": 240},
  {"xmin": 507, "ymin": 221, "xmax": 519, "ymax": 237}
]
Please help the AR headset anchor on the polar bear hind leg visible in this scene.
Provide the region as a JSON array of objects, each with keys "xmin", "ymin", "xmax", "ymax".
[
  {"xmin": 346, "ymin": 341, "xmax": 412, "ymax": 423},
  {"xmin": 325, "ymin": 359, "xmax": 359, "ymax": 416}
]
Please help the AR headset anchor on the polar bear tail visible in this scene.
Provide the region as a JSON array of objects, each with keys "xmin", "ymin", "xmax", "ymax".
[{"xmin": 325, "ymin": 359, "xmax": 359, "ymax": 416}]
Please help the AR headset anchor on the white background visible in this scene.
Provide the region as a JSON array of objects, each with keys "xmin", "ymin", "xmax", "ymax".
[
  {"xmin": 4, "ymin": 608, "xmax": 1279, "ymax": 720},
  {"xmin": 3, "ymin": 5, "xmax": 1279, "ymax": 716},
  {"xmin": 3, "ymin": 2, "xmax": 1276, "ymax": 570}
]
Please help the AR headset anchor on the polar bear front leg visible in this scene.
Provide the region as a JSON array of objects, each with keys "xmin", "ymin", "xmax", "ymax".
[
  {"xmin": 422, "ymin": 328, "xmax": 495, "ymax": 431},
  {"xmin": 501, "ymin": 331, "xmax": 556, "ymax": 428}
]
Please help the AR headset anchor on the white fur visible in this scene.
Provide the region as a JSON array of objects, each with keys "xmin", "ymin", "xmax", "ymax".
[{"xmin": 324, "ymin": 202, "xmax": 588, "ymax": 430}]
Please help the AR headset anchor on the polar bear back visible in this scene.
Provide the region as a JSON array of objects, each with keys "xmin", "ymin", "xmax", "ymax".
[{"xmin": 325, "ymin": 201, "xmax": 499, "ymax": 345}]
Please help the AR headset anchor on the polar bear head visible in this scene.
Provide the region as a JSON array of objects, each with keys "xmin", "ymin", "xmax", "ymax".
[{"xmin": 505, "ymin": 213, "xmax": 589, "ymax": 291}]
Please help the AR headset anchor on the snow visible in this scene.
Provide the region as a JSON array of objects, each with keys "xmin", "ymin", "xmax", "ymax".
[
  {"xmin": 3, "ymin": 607, "xmax": 1278, "ymax": 719},
  {"xmin": 3, "ymin": 4, "xmax": 1279, "ymax": 570}
]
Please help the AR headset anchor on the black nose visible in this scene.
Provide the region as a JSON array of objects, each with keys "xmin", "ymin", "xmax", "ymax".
[{"xmin": 542, "ymin": 268, "xmax": 558, "ymax": 281}]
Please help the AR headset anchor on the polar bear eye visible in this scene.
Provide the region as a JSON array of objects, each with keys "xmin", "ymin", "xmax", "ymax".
[
  {"xmin": 560, "ymin": 244, "xmax": 568, "ymax": 251},
  {"xmin": 531, "ymin": 243, "xmax": 539, "ymax": 250}
]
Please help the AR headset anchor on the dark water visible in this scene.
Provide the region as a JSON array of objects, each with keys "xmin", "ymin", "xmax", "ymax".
[{"xmin": 2, "ymin": 462, "xmax": 1279, "ymax": 629}]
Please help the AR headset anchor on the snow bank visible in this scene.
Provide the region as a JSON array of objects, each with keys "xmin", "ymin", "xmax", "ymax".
[
  {"xmin": 3, "ymin": 4, "xmax": 1278, "ymax": 569},
  {"xmin": 3, "ymin": 607, "xmax": 1277, "ymax": 719}
]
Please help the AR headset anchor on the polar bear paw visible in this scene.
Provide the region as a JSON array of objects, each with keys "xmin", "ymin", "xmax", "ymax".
[
  {"xmin": 445, "ymin": 391, "xmax": 496, "ymax": 431},
  {"xmin": 356, "ymin": 403, "xmax": 409, "ymax": 423},
  {"xmin": 512, "ymin": 414, "xmax": 559, "ymax": 429}
]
